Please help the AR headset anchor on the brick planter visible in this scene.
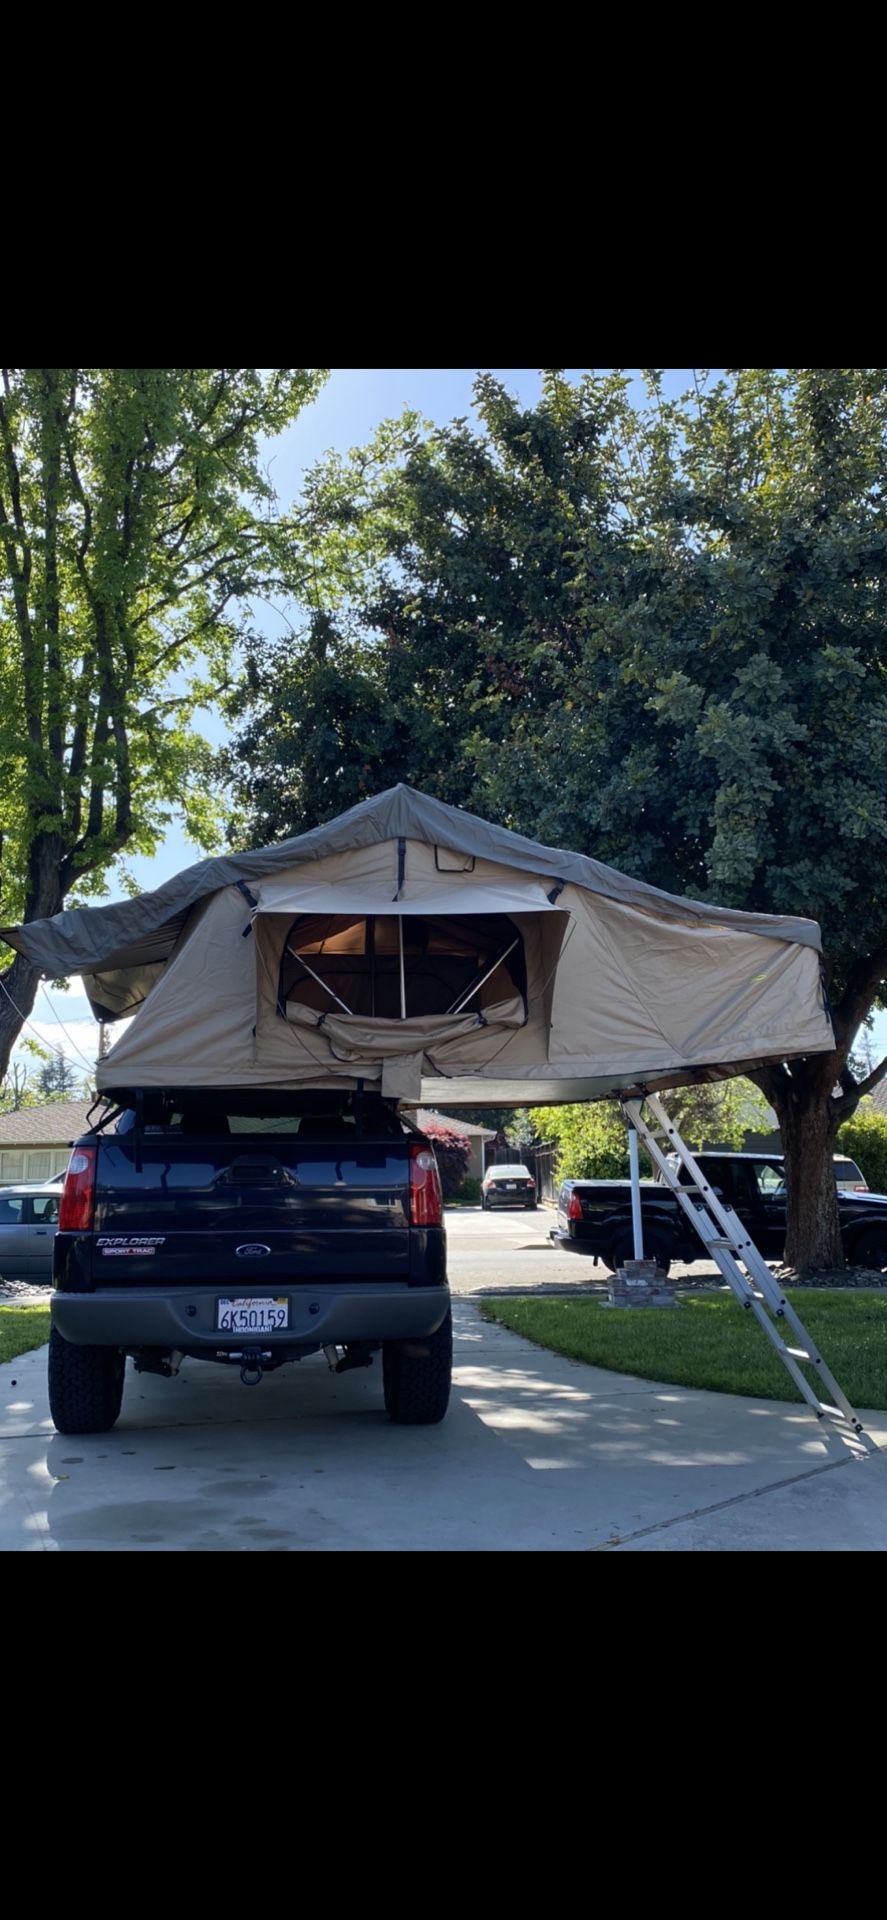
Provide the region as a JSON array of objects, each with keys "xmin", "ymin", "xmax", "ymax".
[{"xmin": 608, "ymin": 1257, "xmax": 678, "ymax": 1308}]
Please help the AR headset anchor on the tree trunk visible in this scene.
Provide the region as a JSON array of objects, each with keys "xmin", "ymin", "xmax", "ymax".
[
  {"xmin": 0, "ymin": 829, "xmax": 66, "ymax": 1083},
  {"xmin": 0, "ymin": 948, "xmax": 41, "ymax": 1084},
  {"xmin": 757, "ymin": 1055, "xmax": 844, "ymax": 1274}
]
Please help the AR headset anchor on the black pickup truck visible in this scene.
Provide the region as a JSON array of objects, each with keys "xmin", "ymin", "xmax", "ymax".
[
  {"xmin": 48, "ymin": 1089, "xmax": 451, "ymax": 1435},
  {"xmin": 554, "ymin": 1152, "xmax": 887, "ymax": 1276}
]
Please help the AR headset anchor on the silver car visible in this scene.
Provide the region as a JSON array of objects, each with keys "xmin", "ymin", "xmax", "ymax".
[{"xmin": 0, "ymin": 1183, "xmax": 61, "ymax": 1283}]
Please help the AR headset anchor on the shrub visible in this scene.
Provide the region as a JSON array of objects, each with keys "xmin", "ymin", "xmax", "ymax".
[
  {"xmin": 421, "ymin": 1121, "xmax": 472, "ymax": 1200},
  {"xmin": 837, "ymin": 1107, "xmax": 887, "ymax": 1195},
  {"xmin": 454, "ymin": 1176, "xmax": 482, "ymax": 1205}
]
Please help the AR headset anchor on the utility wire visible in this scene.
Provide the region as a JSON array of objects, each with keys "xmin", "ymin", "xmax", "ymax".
[{"xmin": 0, "ymin": 974, "xmax": 95, "ymax": 1076}]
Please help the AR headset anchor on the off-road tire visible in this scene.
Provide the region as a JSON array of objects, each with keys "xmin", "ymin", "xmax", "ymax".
[
  {"xmin": 48, "ymin": 1325, "xmax": 126, "ymax": 1434},
  {"xmin": 383, "ymin": 1309, "xmax": 452, "ymax": 1425},
  {"xmin": 851, "ymin": 1232, "xmax": 887, "ymax": 1275}
]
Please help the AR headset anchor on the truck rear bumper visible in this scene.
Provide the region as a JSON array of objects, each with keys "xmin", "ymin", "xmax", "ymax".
[{"xmin": 51, "ymin": 1283, "xmax": 451, "ymax": 1351}]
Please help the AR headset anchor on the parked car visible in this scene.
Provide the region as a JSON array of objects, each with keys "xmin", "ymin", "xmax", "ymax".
[
  {"xmin": 833, "ymin": 1156, "xmax": 868, "ymax": 1193},
  {"xmin": 48, "ymin": 1089, "xmax": 452, "ymax": 1435},
  {"xmin": 0, "ymin": 1183, "xmax": 61, "ymax": 1283},
  {"xmin": 553, "ymin": 1151, "xmax": 887, "ymax": 1276},
  {"xmin": 481, "ymin": 1163, "xmax": 537, "ymax": 1210}
]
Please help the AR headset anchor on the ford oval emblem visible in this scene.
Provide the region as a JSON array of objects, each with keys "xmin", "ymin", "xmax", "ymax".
[{"xmin": 236, "ymin": 1243, "xmax": 271, "ymax": 1258}]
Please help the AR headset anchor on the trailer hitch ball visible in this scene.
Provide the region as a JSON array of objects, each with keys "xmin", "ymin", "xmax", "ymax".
[{"xmin": 239, "ymin": 1350, "xmax": 265, "ymax": 1386}]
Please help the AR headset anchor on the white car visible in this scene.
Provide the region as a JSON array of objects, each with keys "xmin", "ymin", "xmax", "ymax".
[{"xmin": 481, "ymin": 1163, "xmax": 537, "ymax": 1210}]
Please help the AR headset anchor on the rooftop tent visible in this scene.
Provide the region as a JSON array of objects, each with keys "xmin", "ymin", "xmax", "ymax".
[{"xmin": 0, "ymin": 784, "xmax": 835, "ymax": 1105}]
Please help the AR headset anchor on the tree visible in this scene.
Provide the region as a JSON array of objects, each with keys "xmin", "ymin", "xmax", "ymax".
[
  {"xmin": 37, "ymin": 1052, "xmax": 82, "ymax": 1101},
  {"xmin": 227, "ymin": 370, "xmax": 887, "ymax": 1271},
  {"xmin": 528, "ymin": 1103, "xmax": 648, "ymax": 1180},
  {"xmin": 0, "ymin": 1056, "xmax": 36, "ymax": 1113},
  {"xmin": 658, "ymin": 1080, "xmax": 773, "ymax": 1154},
  {"xmin": 836, "ymin": 1106, "xmax": 887, "ymax": 1194},
  {"xmin": 0, "ymin": 367, "xmax": 326, "ymax": 1079},
  {"xmin": 420, "ymin": 1120, "xmax": 471, "ymax": 1199}
]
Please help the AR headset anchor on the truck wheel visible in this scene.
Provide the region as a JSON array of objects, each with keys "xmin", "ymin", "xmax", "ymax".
[
  {"xmin": 48, "ymin": 1326, "xmax": 126, "ymax": 1435},
  {"xmin": 383, "ymin": 1310, "xmax": 452, "ymax": 1425},
  {"xmin": 852, "ymin": 1233, "xmax": 887, "ymax": 1274},
  {"xmin": 608, "ymin": 1230, "xmax": 672, "ymax": 1280}
]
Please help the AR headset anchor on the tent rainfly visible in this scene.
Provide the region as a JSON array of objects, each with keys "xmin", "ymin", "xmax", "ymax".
[{"xmin": 1, "ymin": 785, "xmax": 836, "ymax": 1106}]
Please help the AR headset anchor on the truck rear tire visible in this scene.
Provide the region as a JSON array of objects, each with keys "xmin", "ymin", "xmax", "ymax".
[
  {"xmin": 48, "ymin": 1325, "xmax": 126, "ymax": 1435},
  {"xmin": 608, "ymin": 1230, "xmax": 673, "ymax": 1280},
  {"xmin": 852, "ymin": 1232, "xmax": 887, "ymax": 1274},
  {"xmin": 383, "ymin": 1309, "xmax": 452, "ymax": 1425}
]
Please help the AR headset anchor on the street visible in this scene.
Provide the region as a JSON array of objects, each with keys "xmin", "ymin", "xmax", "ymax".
[{"xmin": 444, "ymin": 1203, "xmax": 722, "ymax": 1294}]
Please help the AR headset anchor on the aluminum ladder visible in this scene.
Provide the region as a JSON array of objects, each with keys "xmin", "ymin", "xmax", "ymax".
[{"xmin": 622, "ymin": 1091, "xmax": 873, "ymax": 1450}]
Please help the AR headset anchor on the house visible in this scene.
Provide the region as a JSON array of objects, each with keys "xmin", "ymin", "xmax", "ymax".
[
  {"xmin": 412, "ymin": 1110, "xmax": 497, "ymax": 1185},
  {"xmin": 0, "ymin": 1100, "xmax": 104, "ymax": 1185},
  {"xmin": 873, "ymin": 1080, "xmax": 887, "ymax": 1118}
]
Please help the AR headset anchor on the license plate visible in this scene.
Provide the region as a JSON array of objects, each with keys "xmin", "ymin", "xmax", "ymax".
[
  {"xmin": 506, "ymin": 1183, "xmax": 517, "ymax": 1190},
  {"xmin": 216, "ymin": 1298, "xmax": 289, "ymax": 1333}
]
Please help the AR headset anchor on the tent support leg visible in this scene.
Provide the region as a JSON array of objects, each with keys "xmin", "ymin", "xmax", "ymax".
[
  {"xmin": 399, "ymin": 916, "xmax": 406, "ymax": 1019},
  {"xmin": 628, "ymin": 1123, "xmax": 644, "ymax": 1260}
]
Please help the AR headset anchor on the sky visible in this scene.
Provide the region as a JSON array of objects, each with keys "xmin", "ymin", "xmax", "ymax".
[{"xmin": 18, "ymin": 369, "xmax": 887, "ymax": 1078}]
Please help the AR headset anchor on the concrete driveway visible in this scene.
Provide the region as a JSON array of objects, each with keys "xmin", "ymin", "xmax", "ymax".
[{"xmin": 2, "ymin": 1285, "xmax": 885, "ymax": 1551}]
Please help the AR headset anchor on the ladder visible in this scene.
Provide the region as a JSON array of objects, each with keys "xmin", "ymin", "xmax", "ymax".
[{"xmin": 622, "ymin": 1092, "xmax": 873, "ymax": 1450}]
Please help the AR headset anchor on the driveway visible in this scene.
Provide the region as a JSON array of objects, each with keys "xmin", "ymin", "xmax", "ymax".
[{"xmin": 2, "ymin": 1288, "xmax": 884, "ymax": 1551}]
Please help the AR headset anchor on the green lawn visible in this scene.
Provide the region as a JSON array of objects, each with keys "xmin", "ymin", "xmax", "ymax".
[
  {"xmin": 0, "ymin": 1305, "xmax": 51, "ymax": 1365},
  {"xmin": 480, "ymin": 1292, "xmax": 887, "ymax": 1409}
]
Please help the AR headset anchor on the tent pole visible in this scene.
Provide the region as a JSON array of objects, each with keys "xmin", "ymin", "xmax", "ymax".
[
  {"xmin": 399, "ymin": 916, "xmax": 406, "ymax": 1019},
  {"xmin": 628, "ymin": 1123, "xmax": 644, "ymax": 1260},
  {"xmin": 448, "ymin": 938, "xmax": 520, "ymax": 1015}
]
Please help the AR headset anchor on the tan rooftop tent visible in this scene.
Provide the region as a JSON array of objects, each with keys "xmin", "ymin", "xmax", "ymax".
[{"xmin": 1, "ymin": 784, "xmax": 835, "ymax": 1106}]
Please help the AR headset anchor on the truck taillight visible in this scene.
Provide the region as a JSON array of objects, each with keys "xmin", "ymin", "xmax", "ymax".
[
  {"xmin": 59, "ymin": 1146, "xmax": 96, "ymax": 1231},
  {"xmin": 567, "ymin": 1190, "xmax": 583, "ymax": 1220},
  {"xmin": 410, "ymin": 1142, "xmax": 443, "ymax": 1227}
]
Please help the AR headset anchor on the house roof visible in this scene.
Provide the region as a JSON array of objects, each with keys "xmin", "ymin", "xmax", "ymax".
[
  {"xmin": 871, "ymin": 1079, "xmax": 887, "ymax": 1116},
  {"xmin": 413, "ymin": 1109, "xmax": 496, "ymax": 1139},
  {"xmin": 0, "ymin": 1099, "xmax": 108, "ymax": 1147}
]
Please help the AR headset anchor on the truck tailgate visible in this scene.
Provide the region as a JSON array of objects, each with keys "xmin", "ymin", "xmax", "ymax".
[{"xmin": 92, "ymin": 1135, "xmax": 412, "ymax": 1286}]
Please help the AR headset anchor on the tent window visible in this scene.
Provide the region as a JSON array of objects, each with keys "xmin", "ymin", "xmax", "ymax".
[{"xmin": 279, "ymin": 913, "xmax": 527, "ymax": 1021}]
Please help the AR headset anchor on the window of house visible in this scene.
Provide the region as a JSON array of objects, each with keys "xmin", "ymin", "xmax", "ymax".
[
  {"xmin": 0, "ymin": 1151, "xmax": 25, "ymax": 1184},
  {"xmin": 26, "ymin": 1151, "xmax": 52, "ymax": 1182}
]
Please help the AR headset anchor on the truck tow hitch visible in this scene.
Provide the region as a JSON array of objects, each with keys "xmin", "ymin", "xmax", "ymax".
[{"xmin": 238, "ymin": 1349, "xmax": 267, "ymax": 1386}]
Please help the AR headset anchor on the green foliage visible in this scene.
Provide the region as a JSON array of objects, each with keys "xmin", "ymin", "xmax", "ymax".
[
  {"xmin": 0, "ymin": 369, "xmax": 325, "ymax": 954},
  {"xmin": 528, "ymin": 1102, "xmax": 648, "ymax": 1180},
  {"xmin": 421, "ymin": 1120, "xmax": 471, "ymax": 1199},
  {"xmin": 455, "ymin": 1176, "xmax": 482, "ymax": 1204},
  {"xmin": 658, "ymin": 1078, "xmax": 773, "ymax": 1152},
  {"xmin": 836, "ymin": 1105, "xmax": 887, "ymax": 1194},
  {"xmin": 36, "ymin": 1053, "xmax": 82, "ymax": 1102}
]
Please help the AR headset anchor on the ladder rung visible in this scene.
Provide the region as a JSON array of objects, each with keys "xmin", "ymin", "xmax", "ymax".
[{"xmin": 816, "ymin": 1402, "xmax": 861, "ymax": 1427}]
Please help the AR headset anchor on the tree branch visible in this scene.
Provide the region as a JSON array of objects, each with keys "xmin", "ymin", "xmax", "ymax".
[{"xmin": 831, "ymin": 942, "xmax": 887, "ymax": 1045}]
